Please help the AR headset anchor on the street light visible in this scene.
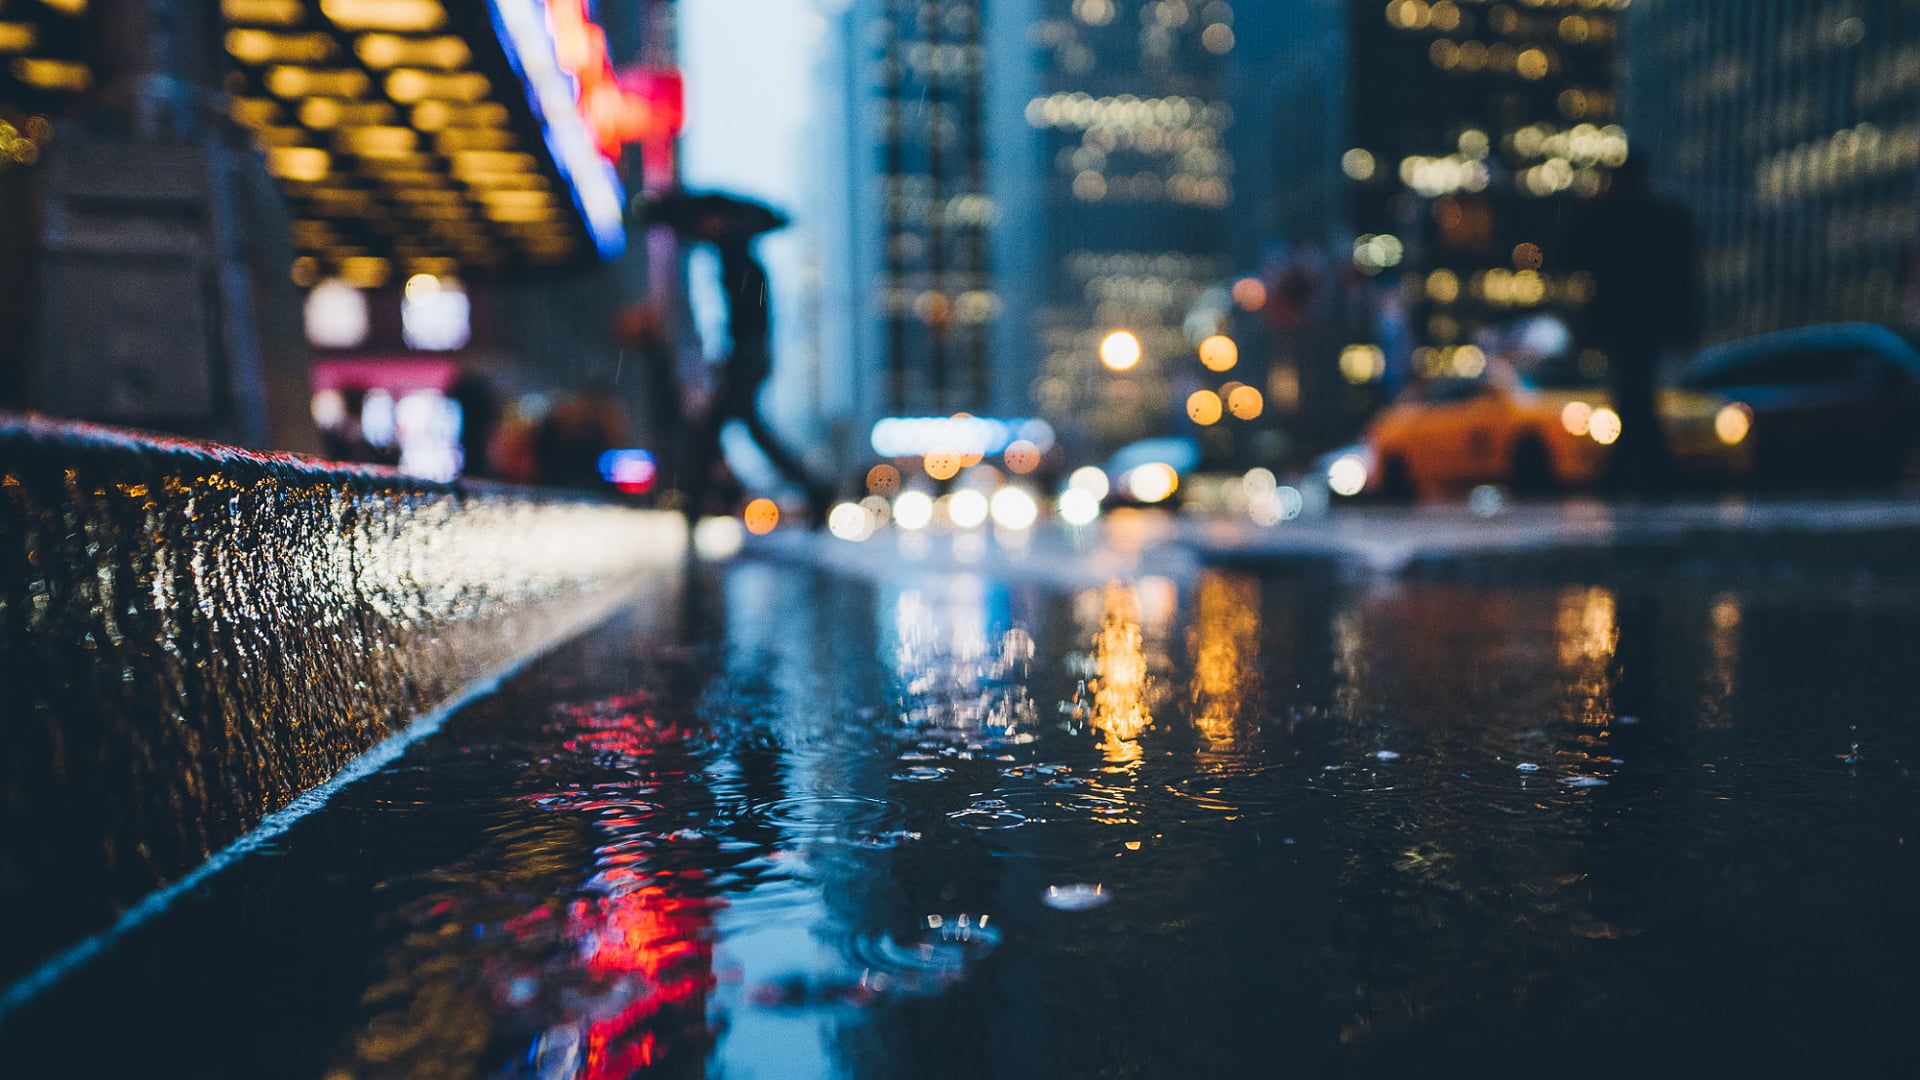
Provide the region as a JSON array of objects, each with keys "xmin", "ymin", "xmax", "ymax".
[{"xmin": 1100, "ymin": 330, "xmax": 1142, "ymax": 371}]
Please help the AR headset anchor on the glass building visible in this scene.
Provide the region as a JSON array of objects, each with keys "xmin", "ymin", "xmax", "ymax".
[
  {"xmin": 1626, "ymin": 0, "xmax": 1920, "ymax": 343},
  {"xmin": 1269, "ymin": 0, "xmax": 1629, "ymax": 447}
]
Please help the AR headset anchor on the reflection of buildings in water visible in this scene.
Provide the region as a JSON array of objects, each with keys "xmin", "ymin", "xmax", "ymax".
[
  {"xmin": 888, "ymin": 575, "xmax": 1037, "ymax": 738},
  {"xmin": 1316, "ymin": 583, "xmax": 1631, "ymax": 1049},
  {"xmin": 1187, "ymin": 571, "xmax": 1261, "ymax": 749}
]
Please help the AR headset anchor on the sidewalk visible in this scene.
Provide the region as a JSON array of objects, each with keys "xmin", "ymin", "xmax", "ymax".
[
  {"xmin": 746, "ymin": 494, "xmax": 1920, "ymax": 585},
  {"xmin": 1181, "ymin": 494, "xmax": 1920, "ymax": 579}
]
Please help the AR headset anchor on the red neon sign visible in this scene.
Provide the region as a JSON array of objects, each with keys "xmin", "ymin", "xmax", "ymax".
[{"xmin": 545, "ymin": 0, "xmax": 685, "ymax": 160}]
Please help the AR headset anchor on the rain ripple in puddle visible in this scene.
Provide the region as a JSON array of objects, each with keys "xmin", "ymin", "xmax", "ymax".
[{"xmin": 747, "ymin": 795, "xmax": 909, "ymax": 840}]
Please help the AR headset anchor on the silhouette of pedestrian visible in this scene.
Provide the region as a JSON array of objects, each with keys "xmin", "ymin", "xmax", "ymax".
[
  {"xmin": 639, "ymin": 191, "xmax": 830, "ymax": 525},
  {"xmin": 1568, "ymin": 159, "xmax": 1699, "ymax": 496},
  {"xmin": 447, "ymin": 366, "xmax": 499, "ymax": 479}
]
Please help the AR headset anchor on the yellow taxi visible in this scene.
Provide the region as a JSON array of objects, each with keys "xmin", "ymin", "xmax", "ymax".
[{"xmin": 1328, "ymin": 364, "xmax": 1749, "ymax": 499}]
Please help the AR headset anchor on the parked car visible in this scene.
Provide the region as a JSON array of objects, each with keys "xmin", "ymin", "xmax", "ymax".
[
  {"xmin": 1320, "ymin": 361, "xmax": 1747, "ymax": 500},
  {"xmin": 1672, "ymin": 323, "xmax": 1920, "ymax": 484}
]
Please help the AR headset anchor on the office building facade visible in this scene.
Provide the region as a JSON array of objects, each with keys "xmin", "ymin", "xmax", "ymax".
[{"xmin": 1626, "ymin": 0, "xmax": 1920, "ymax": 343}]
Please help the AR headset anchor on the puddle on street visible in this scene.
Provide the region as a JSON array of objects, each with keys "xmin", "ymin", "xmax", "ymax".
[{"xmin": 7, "ymin": 561, "xmax": 1920, "ymax": 1078}]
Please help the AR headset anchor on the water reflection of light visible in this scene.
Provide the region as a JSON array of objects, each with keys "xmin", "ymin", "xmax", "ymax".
[
  {"xmin": 1188, "ymin": 572, "xmax": 1260, "ymax": 748},
  {"xmin": 1556, "ymin": 586, "xmax": 1619, "ymax": 729},
  {"xmin": 1557, "ymin": 586, "xmax": 1618, "ymax": 667},
  {"xmin": 1703, "ymin": 592, "xmax": 1741, "ymax": 729},
  {"xmin": 1092, "ymin": 584, "xmax": 1153, "ymax": 762}
]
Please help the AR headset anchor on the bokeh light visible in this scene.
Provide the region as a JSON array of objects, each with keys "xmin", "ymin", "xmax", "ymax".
[
  {"xmin": 893, "ymin": 490, "xmax": 934, "ymax": 530},
  {"xmin": 743, "ymin": 498, "xmax": 780, "ymax": 535},
  {"xmin": 1058, "ymin": 488, "xmax": 1102, "ymax": 526},
  {"xmin": 1003, "ymin": 439, "xmax": 1042, "ymax": 473},
  {"xmin": 1231, "ymin": 277, "xmax": 1267, "ymax": 310},
  {"xmin": 1186, "ymin": 389, "xmax": 1223, "ymax": 425},
  {"xmin": 828, "ymin": 502, "xmax": 875, "ymax": 542},
  {"xmin": 693, "ymin": 515, "xmax": 745, "ymax": 560},
  {"xmin": 1589, "ymin": 407, "xmax": 1623, "ymax": 445},
  {"xmin": 924, "ymin": 451, "xmax": 964, "ymax": 480},
  {"xmin": 1100, "ymin": 330, "xmax": 1142, "ymax": 371},
  {"xmin": 1561, "ymin": 400, "xmax": 1594, "ymax": 437},
  {"xmin": 866, "ymin": 463, "xmax": 901, "ymax": 496},
  {"xmin": 1068, "ymin": 465, "xmax": 1111, "ymax": 500},
  {"xmin": 949, "ymin": 488, "xmax": 990, "ymax": 528},
  {"xmin": 1714, "ymin": 402, "xmax": 1751, "ymax": 445},
  {"xmin": 989, "ymin": 487, "xmax": 1040, "ymax": 530},
  {"xmin": 1328, "ymin": 453, "xmax": 1369, "ymax": 497},
  {"xmin": 1227, "ymin": 385, "xmax": 1264, "ymax": 420},
  {"xmin": 1126, "ymin": 463, "xmax": 1179, "ymax": 504},
  {"xmin": 1198, "ymin": 334, "xmax": 1239, "ymax": 372}
]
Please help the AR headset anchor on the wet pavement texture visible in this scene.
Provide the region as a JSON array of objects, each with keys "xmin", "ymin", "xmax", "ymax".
[{"xmin": 7, "ymin": 558, "xmax": 1920, "ymax": 1078}]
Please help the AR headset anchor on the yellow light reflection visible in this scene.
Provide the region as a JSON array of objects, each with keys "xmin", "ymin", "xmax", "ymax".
[
  {"xmin": 1189, "ymin": 573, "xmax": 1259, "ymax": 748},
  {"xmin": 1092, "ymin": 584, "xmax": 1153, "ymax": 762}
]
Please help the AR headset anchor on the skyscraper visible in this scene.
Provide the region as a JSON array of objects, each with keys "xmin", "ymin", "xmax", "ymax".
[
  {"xmin": 1625, "ymin": 0, "xmax": 1920, "ymax": 343},
  {"xmin": 1016, "ymin": 0, "xmax": 1238, "ymax": 454},
  {"xmin": 1269, "ymin": 0, "xmax": 1629, "ymax": 447},
  {"xmin": 811, "ymin": 0, "xmax": 1245, "ymax": 471}
]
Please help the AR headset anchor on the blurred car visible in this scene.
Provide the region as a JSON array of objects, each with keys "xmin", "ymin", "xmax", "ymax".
[
  {"xmin": 1322, "ymin": 362, "xmax": 1745, "ymax": 499},
  {"xmin": 1672, "ymin": 323, "xmax": 1920, "ymax": 484}
]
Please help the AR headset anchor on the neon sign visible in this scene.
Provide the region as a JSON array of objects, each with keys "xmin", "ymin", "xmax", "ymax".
[{"xmin": 544, "ymin": 0, "xmax": 685, "ymax": 160}]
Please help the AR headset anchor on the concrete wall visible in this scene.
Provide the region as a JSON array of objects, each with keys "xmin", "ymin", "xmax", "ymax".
[{"xmin": 0, "ymin": 415, "xmax": 683, "ymax": 985}]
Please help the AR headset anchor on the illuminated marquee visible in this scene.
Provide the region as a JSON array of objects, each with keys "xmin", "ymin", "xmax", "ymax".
[{"xmin": 220, "ymin": 0, "xmax": 683, "ymax": 277}]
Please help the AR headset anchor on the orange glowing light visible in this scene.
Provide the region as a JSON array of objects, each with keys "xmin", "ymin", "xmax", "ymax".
[
  {"xmin": 1226, "ymin": 385, "xmax": 1264, "ymax": 420},
  {"xmin": 1186, "ymin": 390, "xmax": 1223, "ymax": 426},
  {"xmin": 1198, "ymin": 334, "xmax": 1239, "ymax": 372},
  {"xmin": 1091, "ymin": 584, "xmax": 1152, "ymax": 761},
  {"xmin": 1231, "ymin": 277, "xmax": 1267, "ymax": 311},
  {"xmin": 743, "ymin": 497, "xmax": 779, "ymax": 534},
  {"xmin": 866, "ymin": 463, "xmax": 901, "ymax": 496},
  {"xmin": 1003, "ymin": 439, "xmax": 1042, "ymax": 474},
  {"xmin": 924, "ymin": 452, "xmax": 963, "ymax": 480}
]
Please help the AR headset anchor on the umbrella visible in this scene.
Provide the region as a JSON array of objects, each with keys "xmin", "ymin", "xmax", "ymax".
[{"xmin": 633, "ymin": 190, "xmax": 789, "ymax": 242}]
